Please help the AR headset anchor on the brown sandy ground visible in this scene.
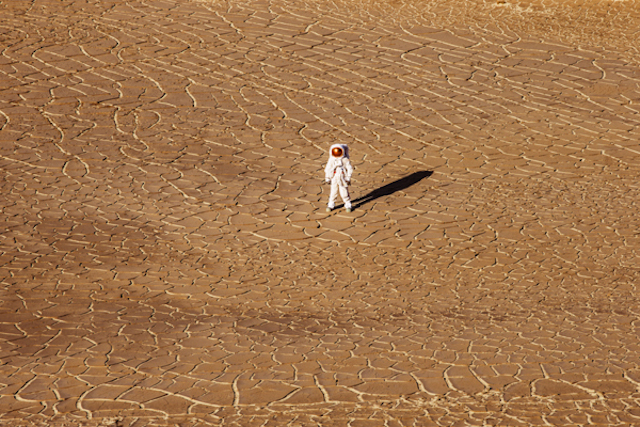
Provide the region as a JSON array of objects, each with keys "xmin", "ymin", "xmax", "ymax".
[{"xmin": 1, "ymin": 0, "xmax": 640, "ymax": 425}]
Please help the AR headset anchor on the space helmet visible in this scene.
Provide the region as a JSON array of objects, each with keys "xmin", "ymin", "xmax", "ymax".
[{"xmin": 329, "ymin": 143, "xmax": 349, "ymax": 158}]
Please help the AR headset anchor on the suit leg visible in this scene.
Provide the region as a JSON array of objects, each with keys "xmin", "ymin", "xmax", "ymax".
[
  {"xmin": 339, "ymin": 185, "xmax": 351, "ymax": 209},
  {"xmin": 328, "ymin": 179, "xmax": 339, "ymax": 208}
]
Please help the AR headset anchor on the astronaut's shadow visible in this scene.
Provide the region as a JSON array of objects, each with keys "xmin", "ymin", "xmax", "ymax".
[{"xmin": 349, "ymin": 170, "xmax": 433, "ymax": 211}]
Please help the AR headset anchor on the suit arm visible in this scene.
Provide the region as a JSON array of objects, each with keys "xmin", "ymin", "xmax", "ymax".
[
  {"xmin": 324, "ymin": 159, "xmax": 334, "ymax": 181},
  {"xmin": 344, "ymin": 159, "xmax": 354, "ymax": 181}
]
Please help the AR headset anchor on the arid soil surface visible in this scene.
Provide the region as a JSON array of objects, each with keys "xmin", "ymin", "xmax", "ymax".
[{"xmin": 2, "ymin": 0, "xmax": 640, "ymax": 425}]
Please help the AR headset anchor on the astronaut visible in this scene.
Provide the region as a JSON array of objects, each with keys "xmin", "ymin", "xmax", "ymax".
[{"xmin": 324, "ymin": 143, "xmax": 353, "ymax": 212}]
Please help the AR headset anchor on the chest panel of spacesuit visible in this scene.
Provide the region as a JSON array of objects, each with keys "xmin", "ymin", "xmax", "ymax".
[{"xmin": 330, "ymin": 158, "xmax": 348, "ymax": 186}]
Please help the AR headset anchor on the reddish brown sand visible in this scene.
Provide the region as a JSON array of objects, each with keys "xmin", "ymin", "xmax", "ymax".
[{"xmin": 2, "ymin": 0, "xmax": 640, "ymax": 425}]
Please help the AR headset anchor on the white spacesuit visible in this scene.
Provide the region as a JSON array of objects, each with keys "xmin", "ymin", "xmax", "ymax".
[{"xmin": 324, "ymin": 144, "xmax": 353, "ymax": 212}]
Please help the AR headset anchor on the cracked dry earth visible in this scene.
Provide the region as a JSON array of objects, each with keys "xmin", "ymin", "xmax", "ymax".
[{"xmin": 2, "ymin": 0, "xmax": 640, "ymax": 425}]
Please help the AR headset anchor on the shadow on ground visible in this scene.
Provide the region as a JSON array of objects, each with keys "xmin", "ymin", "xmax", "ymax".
[{"xmin": 350, "ymin": 170, "xmax": 433, "ymax": 211}]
